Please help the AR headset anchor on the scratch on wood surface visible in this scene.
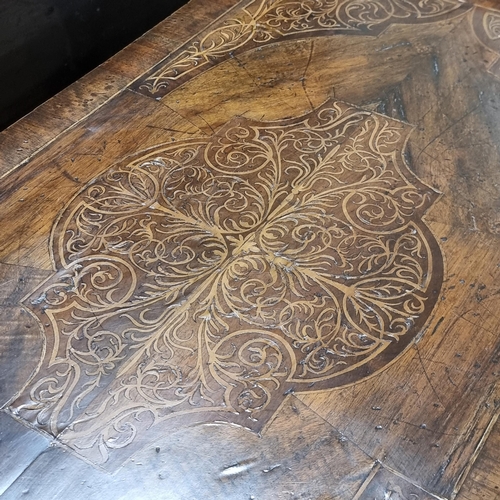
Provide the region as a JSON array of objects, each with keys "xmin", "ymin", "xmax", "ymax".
[
  {"xmin": 146, "ymin": 98, "xmax": 208, "ymax": 137},
  {"xmin": 230, "ymin": 52, "xmax": 260, "ymax": 86},
  {"xmin": 145, "ymin": 124, "xmax": 198, "ymax": 135},
  {"xmin": 431, "ymin": 317, "xmax": 445, "ymax": 336},
  {"xmin": 445, "ymin": 366, "xmax": 458, "ymax": 388},
  {"xmin": 61, "ymin": 170, "xmax": 82, "ymax": 184},
  {"xmin": 196, "ymin": 113, "xmax": 216, "ymax": 134},
  {"xmin": 415, "ymin": 344, "xmax": 446, "ymax": 407},
  {"xmin": 289, "ymin": 395, "xmax": 377, "ymax": 464},
  {"xmin": 451, "ymin": 309, "xmax": 497, "ymax": 338},
  {"xmin": 416, "ymin": 66, "xmax": 472, "ymax": 126},
  {"xmin": 300, "ymin": 40, "xmax": 315, "ymax": 112},
  {"xmin": 416, "ymin": 103, "xmax": 481, "ymax": 162},
  {"xmin": 477, "ymin": 296, "xmax": 500, "ymax": 323}
]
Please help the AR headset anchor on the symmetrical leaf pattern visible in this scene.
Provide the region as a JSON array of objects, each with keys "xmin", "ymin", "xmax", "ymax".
[{"xmin": 9, "ymin": 100, "xmax": 442, "ymax": 469}]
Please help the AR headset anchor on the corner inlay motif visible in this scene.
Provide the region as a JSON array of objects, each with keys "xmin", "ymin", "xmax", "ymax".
[{"xmin": 9, "ymin": 100, "xmax": 443, "ymax": 469}]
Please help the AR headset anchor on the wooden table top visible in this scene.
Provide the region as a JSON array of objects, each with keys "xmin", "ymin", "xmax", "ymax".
[{"xmin": 0, "ymin": 0, "xmax": 499, "ymax": 498}]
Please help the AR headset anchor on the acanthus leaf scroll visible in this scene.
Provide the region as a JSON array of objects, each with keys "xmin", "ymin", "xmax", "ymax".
[{"xmin": 8, "ymin": 99, "xmax": 443, "ymax": 470}]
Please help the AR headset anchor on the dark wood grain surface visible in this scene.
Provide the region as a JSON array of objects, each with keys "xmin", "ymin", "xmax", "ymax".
[{"xmin": 0, "ymin": 1, "xmax": 499, "ymax": 498}]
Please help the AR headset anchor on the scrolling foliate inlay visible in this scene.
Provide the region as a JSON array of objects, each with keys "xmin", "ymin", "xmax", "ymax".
[
  {"xmin": 9, "ymin": 100, "xmax": 443, "ymax": 469},
  {"xmin": 132, "ymin": 0, "xmax": 470, "ymax": 98}
]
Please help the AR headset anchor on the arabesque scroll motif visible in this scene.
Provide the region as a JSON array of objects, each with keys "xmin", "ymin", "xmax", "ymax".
[
  {"xmin": 8, "ymin": 100, "xmax": 442, "ymax": 470},
  {"xmin": 133, "ymin": 0, "xmax": 469, "ymax": 97}
]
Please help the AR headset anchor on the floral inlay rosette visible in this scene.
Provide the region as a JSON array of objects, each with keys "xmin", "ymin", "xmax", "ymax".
[{"xmin": 9, "ymin": 99, "xmax": 443, "ymax": 469}]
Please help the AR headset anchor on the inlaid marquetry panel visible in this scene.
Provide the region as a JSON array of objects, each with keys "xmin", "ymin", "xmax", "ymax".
[
  {"xmin": 1, "ymin": 0, "xmax": 500, "ymax": 497},
  {"xmin": 7, "ymin": 99, "xmax": 442, "ymax": 469},
  {"xmin": 132, "ymin": 0, "xmax": 470, "ymax": 98},
  {"xmin": 131, "ymin": 0, "xmax": 470, "ymax": 98}
]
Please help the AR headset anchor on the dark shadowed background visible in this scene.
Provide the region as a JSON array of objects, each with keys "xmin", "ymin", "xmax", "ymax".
[{"xmin": 0, "ymin": 0, "xmax": 189, "ymax": 131}]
